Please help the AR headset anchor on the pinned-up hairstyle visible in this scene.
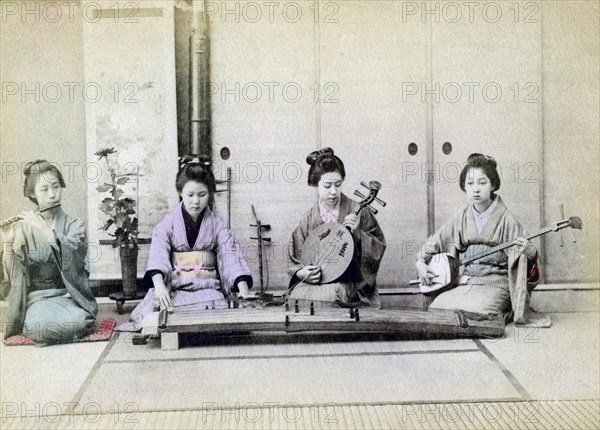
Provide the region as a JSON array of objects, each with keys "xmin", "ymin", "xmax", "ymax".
[
  {"xmin": 459, "ymin": 153, "xmax": 501, "ymax": 198},
  {"xmin": 175, "ymin": 154, "xmax": 216, "ymax": 208},
  {"xmin": 306, "ymin": 147, "xmax": 346, "ymax": 187},
  {"xmin": 23, "ymin": 160, "xmax": 66, "ymax": 204}
]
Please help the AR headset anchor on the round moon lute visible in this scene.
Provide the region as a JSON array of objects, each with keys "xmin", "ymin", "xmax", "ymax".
[
  {"xmin": 300, "ymin": 222, "xmax": 355, "ymax": 283},
  {"xmin": 296, "ymin": 180, "xmax": 386, "ymax": 285}
]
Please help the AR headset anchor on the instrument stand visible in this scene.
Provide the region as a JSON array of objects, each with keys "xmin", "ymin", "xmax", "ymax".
[
  {"xmin": 250, "ymin": 204, "xmax": 272, "ymax": 299},
  {"xmin": 109, "ymin": 290, "xmax": 146, "ymax": 314}
]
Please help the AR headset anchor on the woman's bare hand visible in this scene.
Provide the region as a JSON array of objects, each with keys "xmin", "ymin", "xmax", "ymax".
[{"xmin": 296, "ymin": 265, "xmax": 321, "ymax": 284}]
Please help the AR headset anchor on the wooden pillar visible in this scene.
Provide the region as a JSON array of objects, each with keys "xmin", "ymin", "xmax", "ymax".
[{"xmin": 190, "ymin": 1, "xmax": 211, "ymax": 155}]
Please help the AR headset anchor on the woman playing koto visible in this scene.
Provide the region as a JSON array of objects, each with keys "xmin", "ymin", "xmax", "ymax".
[{"xmin": 119, "ymin": 156, "xmax": 252, "ymax": 331}]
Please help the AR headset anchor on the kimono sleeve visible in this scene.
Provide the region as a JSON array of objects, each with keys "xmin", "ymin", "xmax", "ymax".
[
  {"xmin": 4, "ymin": 225, "xmax": 30, "ymax": 338},
  {"xmin": 421, "ymin": 211, "xmax": 463, "ymax": 263},
  {"xmin": 52, "ymin": 215, "xmax": 98, "ymax": 318},
  {"xmin": 355, "ymin": 208, "xmax": 386, "ymax": 286},
  {"xmin": 59, "ymin": 218, "xmax": 88, "ymax": 276},
  {"xmin": 146, "ymin": 217, "xmax": 176, "ymax": 285},
  {"xmin": 214, "ymin": 216, "xmax": 251, "ymax": 295},
  {"xmin": 59, "ymin": 218, "xmax": 87, "ymax": 252},
  {"xmin": 286, "ymin": 217, "xmax": 310, "ymax": 281},
  {"xmin": 0, "ymin": 223, "xmax": 17, "ymax": 299},
  {"xmin": 501, "ymin": 214, "xmax": 541, "ymax": 289}
]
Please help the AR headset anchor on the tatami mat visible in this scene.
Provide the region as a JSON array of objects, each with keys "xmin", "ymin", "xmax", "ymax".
[
  {"xmin": 1, "ymin": 400, "xmax": 598, "ymax": 429},
  {"xmin": 77, "ymin": 349, "xmax": 521, "ymax": 411},
  {"xmin": 2, "ymin": 305, "xmax": 598, "ymax": 429},
  {"xmin": 482, "ymin": 313, "xmax": 600, "ymax": 400},
  {"xmin": 107, "ymin": 333, "xmax": 479, "ymax": 362},
  {"xmin": 0, "ymin": 341, "xmax": 108, "ymax": 407}
]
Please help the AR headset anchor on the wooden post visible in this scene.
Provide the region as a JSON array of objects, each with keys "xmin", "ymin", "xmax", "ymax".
[{"xmin": 161, "ymin": 332, "xmax": 179, "ymax": 351}]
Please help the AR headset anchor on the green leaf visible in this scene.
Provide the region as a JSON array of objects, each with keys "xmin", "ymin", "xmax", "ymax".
[
  {"xmin": 96, "ymin": 184, "xmax": 112, "ymax": 193},
  {"xmin": 99, "ymin": 201, "xmax": 114, "ymax": 213},
  {"xmin": 95, "ymin": 147, "xmax": 117, "ymax": 159},
  {"xmin": 119, "ymin": 200, "xmax": 136, "ymax": 211},
  {"xmin": 116, "ymin": 176, "xmax": 129, "ymax": 185},
  {"xmin": 100, "ymin": 219, "xmax": 115, "ymax": 231}
]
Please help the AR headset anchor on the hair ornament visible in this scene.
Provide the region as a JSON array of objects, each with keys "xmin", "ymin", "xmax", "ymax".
[
  {"xmin": 179, "ymin": 154, "xmax": 211, "ymax": 170},
  {"xmin": 306, "ymin": 147, "xmax": 334, "ymax": 165}
]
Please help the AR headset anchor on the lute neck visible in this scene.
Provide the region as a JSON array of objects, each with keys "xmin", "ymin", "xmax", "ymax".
[{"xmin": 461, "ymin": 224, "xmax": 557, "ymax": 266}]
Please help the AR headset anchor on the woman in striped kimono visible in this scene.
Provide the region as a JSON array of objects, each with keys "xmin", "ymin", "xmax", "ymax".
[
  {"xmin": 287, "ymin": 148, "xmax": 386, "ymax": 307},
  {"xmin": 416, "ymin": 153, "xmax": 550, "ymax": 326},
  {"xmin": 4, "ymin": 160, "xmax": 98, "ymax": 345},
  {"xmin": 119, "ymin": 156, "xmax": 253, "ymax": 331}
]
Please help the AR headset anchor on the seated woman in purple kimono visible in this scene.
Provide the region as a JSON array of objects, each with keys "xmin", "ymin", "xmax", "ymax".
[
  {"xmin": 119, "ymin": 156, "xmax": 252, "ymax": 331},
  {"xmin": 287, "ymin": 148, "xmax": 386, "ymax": 307},
  {"xmin": 416, "ymin": 153, "xmax": 549, "ymax": 326},
  {"xmin": 3, "ymin": 160, "xmax": 98, "ymax": 345}
]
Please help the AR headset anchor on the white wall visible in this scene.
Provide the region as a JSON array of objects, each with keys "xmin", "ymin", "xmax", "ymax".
[
  {"xmin": 208, "ymin": 0, "xmax": 599, "ymax": 287},
  {"xmin": 542, "ymin": 1, "xmax": 600, "ymax": 283},
  {"xmin": 0, "ymin": 0, "xmax": 87, "ymax": 222},
  {"xmin": 1, "ymin": 0, "xmax": 598, "ymax": 286}
]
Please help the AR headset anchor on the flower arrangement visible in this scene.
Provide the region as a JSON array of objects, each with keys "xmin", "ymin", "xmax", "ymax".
[{"xmin": 95, "ymin": 147, "xmax": 138, "ymax": 249}]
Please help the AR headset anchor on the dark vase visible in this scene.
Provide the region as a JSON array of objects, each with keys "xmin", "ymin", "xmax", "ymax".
[{"xmin": 119, "ymin": 243, "xmax": 138, "ymax": 298}]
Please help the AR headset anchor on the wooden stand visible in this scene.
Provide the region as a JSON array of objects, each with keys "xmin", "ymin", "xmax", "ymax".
[
  {"xmin": 109, "ymin": 291, "xmax": 146, "ymax": 314},
  {"xmin": 135, "ymin": 304, "xmax": 505, "ymax": 350}
]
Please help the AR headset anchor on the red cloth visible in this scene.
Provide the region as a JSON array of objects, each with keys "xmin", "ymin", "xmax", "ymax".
[{"xmin": 3, "ymin": 317, "xmax": 115, "ymax": 346}]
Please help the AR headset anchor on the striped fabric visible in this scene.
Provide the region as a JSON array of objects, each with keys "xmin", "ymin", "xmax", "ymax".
[
  {"xmin": 422, "ymin": 196, "xmax": 536, "ymax": 320},
  {"xmin": 430, "ymin": 276, "xmax": 511, "ymax": 316},
  {"xmin": 288, "ymin": 282, "xmax": 350, "ymax": 304}
]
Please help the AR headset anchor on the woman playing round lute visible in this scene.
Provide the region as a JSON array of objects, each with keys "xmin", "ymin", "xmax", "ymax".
[{"xmin": 287, "ymin": 148, "xmax": 386, "ymax": 307}]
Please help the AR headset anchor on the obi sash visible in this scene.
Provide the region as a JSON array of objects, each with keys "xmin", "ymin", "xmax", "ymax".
[
  {"xmin": 463, "ymin": 244, "xmax": 509, "ymax": 277},
  {"xmin": 29, "ymin": 262, "xmax": 64, "ymax": 292},
  {"xmin": 26, "ymin": 262, "xmax": 68, "ymax": 308},
  {"xmin": 171, "ymin": 251, "xmax": 218, "ymax": 288}
]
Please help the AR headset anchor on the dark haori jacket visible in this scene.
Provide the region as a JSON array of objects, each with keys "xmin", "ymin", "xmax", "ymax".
[{"xmin": 287, "ymin": 194, "xmax": 386, "ymax": 304}]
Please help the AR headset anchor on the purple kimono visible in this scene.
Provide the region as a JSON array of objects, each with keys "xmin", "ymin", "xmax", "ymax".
[{"xmin": 118, "ymin": 203, "xmax": 252, "ymax": 331}]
